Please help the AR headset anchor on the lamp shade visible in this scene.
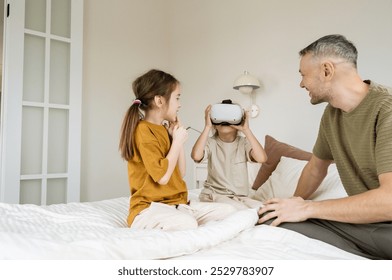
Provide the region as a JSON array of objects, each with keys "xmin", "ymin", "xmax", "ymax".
[{"xmin": 233, "ymin": 71, "xmax": 260, "ymax": 93}]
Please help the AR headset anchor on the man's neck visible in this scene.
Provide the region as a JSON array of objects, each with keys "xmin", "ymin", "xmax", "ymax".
[{"xmin": 331, "ymin": 79, "xmax": 370, "ymax": 113}]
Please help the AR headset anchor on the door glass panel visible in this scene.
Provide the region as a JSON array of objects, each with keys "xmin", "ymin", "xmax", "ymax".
[
  {"xmin": 23, "ymin": 34, "xmax": 45, "ymax": 102},
  {"xmin": 20, "ymin": 180, "xmax": 42, "ymax": 205},
  {"xmin": 48, "ymin": 108, "xmax": 68, "ymax": 173},
  {"xmin": 47, "ymin": 178, "xmax": 67, "ymax": 205},
  {"xmin": 1, "ymin": 0, "xmax": 82, "ymax": 204},
  {"xmin": 51, "ymin": 0, "xmax": 71, "ymax": 38},
  {"xmin": 49, "ymin": 39, "xmax": 70, "ymax": 105},
  {"xmin": 21, "ymin": 106, "xmax": 43, "ymax": 175},
  {"xmin": 25, "ymin": 0, "xmax": 46, "ymax": 32}
]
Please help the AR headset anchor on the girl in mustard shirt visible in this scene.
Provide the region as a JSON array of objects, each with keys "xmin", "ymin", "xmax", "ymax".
[{"xmin": 119, "ymin": 69, "xmax": 236, "ymax": 230}]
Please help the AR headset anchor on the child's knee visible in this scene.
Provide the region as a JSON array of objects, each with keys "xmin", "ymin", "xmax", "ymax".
[
  {"xmin": 219, "ymin": 203, "xmax": 237, "ymax": 214},
  {"xmin": 162, "ymin": 214, "xmax": 198, "ymax": 231},
  {"xmin": 209, "ymin": 203, "xmax": 237, "ymax": 220}
]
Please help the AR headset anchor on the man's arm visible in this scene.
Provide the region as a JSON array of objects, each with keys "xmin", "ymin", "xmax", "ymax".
[
  {"xmin": 258, "ymin": 156, "xmax": 392, "ymax": 225},
  {"xmin": 294, "ymin": 155, "xmax": 332, "ymax": 199},
  {"xmin": 308, "ymin": 172, "xmax": 392, "ymax": 223}
]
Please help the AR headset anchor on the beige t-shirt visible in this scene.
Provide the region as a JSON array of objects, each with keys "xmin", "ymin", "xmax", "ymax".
[
  {"xmin": 202, "ymin": 135, "xmax": 253, "ymax": 196},
  {"xmin": 313, "ymin": 80, "xmax": 392, "ymax": 195}
]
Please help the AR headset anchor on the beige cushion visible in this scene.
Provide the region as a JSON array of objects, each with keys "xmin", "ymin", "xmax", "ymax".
[
  {"xmin": 254, "ymin": 156, "xmax": 347, "ymax": 201},
  {"xmin": 252, "ymin": 135, "xmax": 312, "ymax": 190}
]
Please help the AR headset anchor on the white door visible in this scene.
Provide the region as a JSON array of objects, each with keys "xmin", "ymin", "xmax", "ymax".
[{"xmin": 0, "ymin": 0, "xmax": 83, "ymax": 204}]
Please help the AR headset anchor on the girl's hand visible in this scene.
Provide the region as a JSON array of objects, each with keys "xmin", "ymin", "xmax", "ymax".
[
  {"xmin": 166, "ymin": 118, "xmax": 182, "ymax": 137},
  {"xmin": 172, "ymin": 124, "xmax": 188, "ymax": 146}
]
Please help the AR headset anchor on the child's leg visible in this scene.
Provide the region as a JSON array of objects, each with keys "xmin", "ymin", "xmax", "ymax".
[
  {"xmin": 200, "ymin": 190, "xmax": 248, "ymax": 210},
  {"xmin": 131, "ymin": 202, "xmax": 198, "ymax": 231},
  {"xmin": 183, "ymin": 201, "xmax": 237, "ymax": 225},
  {"xmin": 235, "ymin": 196, "xmax": 264, "ymax": 209},
  {"xmin": 214, "ymin": 195, "xmax": 249, "ymax": 210}
]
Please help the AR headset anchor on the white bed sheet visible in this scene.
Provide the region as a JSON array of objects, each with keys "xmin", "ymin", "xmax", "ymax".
[{"xmin": 0, "ymin": 189, "xmax": 365, "ymax": 260}]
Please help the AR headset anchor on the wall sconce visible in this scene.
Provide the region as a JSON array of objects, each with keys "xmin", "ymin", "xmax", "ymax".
[{"xmin": 233, "ymin": 71, "xmax": 260, "ymax": 118}]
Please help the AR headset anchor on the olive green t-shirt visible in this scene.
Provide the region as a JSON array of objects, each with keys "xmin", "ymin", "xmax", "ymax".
[
  {"xmin": 127, "ymin": 120, "xmax": 187, "ymax": 226},
  {"xmin": 313, "ymin": 81, "xmax": 392, "ymax": 195}
]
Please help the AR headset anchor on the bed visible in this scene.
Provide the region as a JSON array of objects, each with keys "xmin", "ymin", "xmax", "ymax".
[{"xmin": 0, "ymin": 135, "xmax": 366, "ymax": 260}]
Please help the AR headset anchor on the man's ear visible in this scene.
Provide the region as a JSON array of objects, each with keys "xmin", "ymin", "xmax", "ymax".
[{"xmin": 322, "ymin": 61, "xmax": 334, "ymax": 80}]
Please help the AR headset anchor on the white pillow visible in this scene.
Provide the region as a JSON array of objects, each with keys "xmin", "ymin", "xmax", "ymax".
[{"xmin": 253, "ymin": 156, "xmax": 347, "ymax": 201}]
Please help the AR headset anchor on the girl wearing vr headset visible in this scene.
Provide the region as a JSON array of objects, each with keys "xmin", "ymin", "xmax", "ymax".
[
  {"xmin": 191, "ymin": 100, "xmax": 268, "ymax": 210},
  {"xmin": 119, "ymin": 69, "xmax": 236, "ymax": 230}
]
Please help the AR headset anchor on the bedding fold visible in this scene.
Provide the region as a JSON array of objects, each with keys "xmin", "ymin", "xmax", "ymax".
[{"xmin": 0, "ymin": 198, "xmax": 258, "ymax": 259}]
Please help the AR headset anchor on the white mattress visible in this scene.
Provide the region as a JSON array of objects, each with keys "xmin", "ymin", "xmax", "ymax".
[{"xmin": 0, "ymin": 189, "xmax": 365, "ymax": 260}]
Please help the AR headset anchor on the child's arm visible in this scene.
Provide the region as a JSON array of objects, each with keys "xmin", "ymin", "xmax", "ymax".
[
  {"xmin": 243, "ymin": 129, "xmax": 267, "ymax": 163},
  {"xmin": 158, "ymin": 124, "xmax": 188, "ymax": 185},
  {"xmin": 178, "ymin": 145, "xmax": 186, "ymax": 178},
  {"xmin": 191, "ymin": 105, "xmax": 212, "ymax": 162},
  {"xmin": 164, "ymin": 118, "xmax": 187, "ymax": 179},
  {"xmin": 234, "ymin": 111, "xmax": 267, "ymax": 163}
]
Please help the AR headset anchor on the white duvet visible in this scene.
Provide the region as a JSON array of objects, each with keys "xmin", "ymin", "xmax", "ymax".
[{"xmin": 0, "ymin": 194, "xmax": 364, "ymax": 260}]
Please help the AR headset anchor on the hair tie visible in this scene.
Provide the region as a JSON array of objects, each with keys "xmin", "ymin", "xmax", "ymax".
[{"xmin": 132, "ymin": 99, "xmax": 142, "ymax": 106}]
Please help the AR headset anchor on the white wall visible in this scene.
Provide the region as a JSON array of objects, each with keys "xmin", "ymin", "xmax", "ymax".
[
  {"xmin": 81, "ymin": 0, "xmax": 171, "ymax": 201},
  {"xmin": 167, "ymin": 0, "xmax": 392, "ymax": 186},
  {"xmin": 81, "ymin": 0, "xmax": 392, "ymax": 202}
]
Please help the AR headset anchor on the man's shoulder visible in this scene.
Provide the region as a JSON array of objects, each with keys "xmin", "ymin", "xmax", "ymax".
[
  {"xmin": 368, "ymin": 81, "xmax": 392, "ymax": 113},
  {"xmin": 321, "ymin": 103, "xmax": 338, "ymax": 120},
  {"xmin": 368, "ymin": 80, "xmax": 392, "ymax": 95}
]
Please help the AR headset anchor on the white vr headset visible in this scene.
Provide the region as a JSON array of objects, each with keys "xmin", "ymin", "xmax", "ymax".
[{"xmin": 210, "ymin": 100, "xmax": 244, "ymax": 125}]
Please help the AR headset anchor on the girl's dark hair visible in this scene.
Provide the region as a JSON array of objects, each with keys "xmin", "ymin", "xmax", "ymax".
[{"xmin": 119, "ymin": 69, "xmax": 179, "ymax": 161}]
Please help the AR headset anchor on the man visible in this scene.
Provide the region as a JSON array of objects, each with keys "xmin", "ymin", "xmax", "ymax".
[{"xmin": 258, "ymin": 34, "xmax": 392, "ymax": 259}]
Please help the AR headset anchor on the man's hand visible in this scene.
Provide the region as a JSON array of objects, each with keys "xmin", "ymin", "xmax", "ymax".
[{"xmin": 258, "ymin": 197, "xmax": 311, "ymax": 226}]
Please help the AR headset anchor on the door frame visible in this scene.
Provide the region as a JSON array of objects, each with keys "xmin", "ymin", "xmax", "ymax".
[{"xmin": 0, "ymin": 0, "xmax": 83, "ymax": 204}]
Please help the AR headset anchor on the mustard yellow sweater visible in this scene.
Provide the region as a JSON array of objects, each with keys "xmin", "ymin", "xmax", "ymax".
[{"xmin": 127, "ymin": 121, "xmax": 187, "ymax": 226}]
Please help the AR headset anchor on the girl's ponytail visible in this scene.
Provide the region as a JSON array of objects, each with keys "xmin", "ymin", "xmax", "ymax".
[{"xmin": 119, "ymin": 100, "xmax": 143, "ymax": 161}]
